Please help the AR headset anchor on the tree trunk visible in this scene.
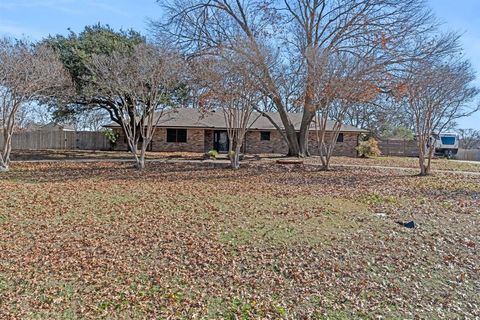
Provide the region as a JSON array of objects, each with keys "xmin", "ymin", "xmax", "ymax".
[
  {"xmin": 230, "ymin": 145, "xmax": 241, "ymax": 170},
  {"xmin": 319, "ymin": 147, "xmax": 332, "ymax": 171},
  {"xmin": 0, "ymin": 157, "xmax": 8, "ymax": 172},
  {"xmin": 138, "ymin": 146, "xmax": 146, "ymax": 170},
  {"xmin": 425, "ymin": 157, "xmax": 432, "ymax": 175},
  {"xmin": 298, "ymin": 108, "xmax": 315, "ymax": 157},
  {"xmin": 418, "ymin": 135, "xmax": 435, "ymax": 176},
  {"xmin": 298, "ymin": 69, "xmax": 317, "ymax": 158},
  {"xmin": 425, "ymin": 140, "xmax": 435, "ymax": 175},
  {"xmin": 126, "ymin": 137, "xmax": 142, "ymax": 170},
  {"xmin": 418, "ymin": 138, "xmax": 428, "ymax": 176},
  {"xmin": 419, "ymin": 158, "xmax": 427, "ymax": 176},
  {"xmin": 1, "ymin": 131, "xmax": 13, "ymax": 172},
  {"xmin": 322, "ymin": 145, "xmax": 334, "ymax": 171},
  {"xmin": 271, "ymin": 96, "xmax": 301, "ymax": 157},
  {"xmin": 286, "ymin": 132, "xmax": 300, "ymax": 156}
]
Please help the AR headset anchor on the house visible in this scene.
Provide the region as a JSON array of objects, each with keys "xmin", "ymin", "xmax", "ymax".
[
  {"xmin": 1, "ymin": 122, "xmax": 74, "ymax": 134},
  {"xmin": 105, "ymin": 108, "xmax": 368, "ymax": 156},
  {"xmin": 38, "ymin": 122, "xmax": 76, "ymax": 132}
]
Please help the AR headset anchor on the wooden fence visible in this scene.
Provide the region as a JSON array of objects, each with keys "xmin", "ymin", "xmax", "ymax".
[
  {"xmin": 0, "ymin": 131, "xmax": 111, "ymax": 151},
  {"xmin": 378, "ymin": 139, "xmax": 419, "ymax": 157},
  {"xmin": 456, "ymin": 149, "xmax": 480, "ymax": 161},
  {"xmin": 378, "ymin": 140, "xmax": 480, "ymax": 162}
]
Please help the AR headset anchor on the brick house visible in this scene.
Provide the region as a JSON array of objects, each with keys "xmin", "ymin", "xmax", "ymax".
[{"xmin": 105, "ymin": 108, "xmax": 367, "ymax": 157}]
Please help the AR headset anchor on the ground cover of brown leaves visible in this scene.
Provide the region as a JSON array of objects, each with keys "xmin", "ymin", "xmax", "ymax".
[
  {"xmin": 0, "ymin": 162, "xmax": 478, "ymax": 319},
  {"xmin": 12, "ymin": 150, "xmax": 480, "ymax": 174},
  {"xmin": 324, "ymin": 156, "xmax": 480, "ymax": 173},
  {"xmin": 10, "ymin": 150, "xmax": 206, "ymax": 161}
]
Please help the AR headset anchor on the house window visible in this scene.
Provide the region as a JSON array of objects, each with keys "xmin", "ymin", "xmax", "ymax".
[
  {"xmin": 337, "ymin": 133, "xmax": 344, "ymax": 143},
  {"xmin": 260, "ymin": 131, "xmax": 271, "ymax": 141},
  {"xmin": 166, "ymin": 129, "xmax": 187, "ymax": 143}
]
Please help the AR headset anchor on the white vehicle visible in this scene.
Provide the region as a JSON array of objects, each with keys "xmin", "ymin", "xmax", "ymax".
[{"xmin": 431, "ymin": 133, "xmax": 459, "ymax": 159}]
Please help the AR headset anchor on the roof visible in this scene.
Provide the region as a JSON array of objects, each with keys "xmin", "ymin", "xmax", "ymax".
[
  {"xmin": 105, "ymin": 108, "xmax": 368, "ymax": 133},
  {"xmin": 39, "ymin": 122, "xmax": 76, "ymax": 131}
]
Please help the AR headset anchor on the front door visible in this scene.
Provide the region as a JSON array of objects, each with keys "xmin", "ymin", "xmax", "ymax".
[{"xmin": 214, "ymin": 131, "xmax": 229, "ymax": 152}]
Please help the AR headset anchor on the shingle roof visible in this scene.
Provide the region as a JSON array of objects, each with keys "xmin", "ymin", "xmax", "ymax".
[
  {"xmin": 39, "ymin": 122, "xmax": 76, "ymax": 131},
  {"xmin": 105, "ymin": 108, "xmax": 367, "ymax": 133}
]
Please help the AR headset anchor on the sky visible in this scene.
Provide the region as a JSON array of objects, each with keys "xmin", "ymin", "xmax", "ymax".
[{"xmin": 0, "ymin": 0, "xmax": 479, "ymax": 130}]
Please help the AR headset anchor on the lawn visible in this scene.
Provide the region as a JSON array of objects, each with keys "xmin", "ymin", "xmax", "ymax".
[
  {"xmin": 11, "ymin": 149, "xmax": 480, "ymax": 174},
  {"xmin": 9, "ymin": 149, "xmax": 206, "ymax": 161},
  {"xmin": 0, "ymin": 162, "xmax": 479, "ymax": 319},
  {"xmin": 326, "ymin": 156, "xmax": 480, "ymax": 173}
]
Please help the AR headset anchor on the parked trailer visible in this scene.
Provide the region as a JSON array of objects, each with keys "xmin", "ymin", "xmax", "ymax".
[{"xmin": 432, "ymin": 133, "xmax": 459, "ymax": 159}]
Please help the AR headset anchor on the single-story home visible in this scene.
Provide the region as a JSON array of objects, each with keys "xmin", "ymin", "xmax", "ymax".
[
  {"xmin": 38, "ymin": 122, "xmax": 76, "ymax": 132},
  {"xmin": 105, "ymin": 108, "xmax": 367, "ymax": 156}
]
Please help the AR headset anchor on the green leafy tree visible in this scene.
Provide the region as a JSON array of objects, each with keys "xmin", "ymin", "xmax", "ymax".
[
  {"xmin": 43, "ymin": 25, "xmax": 188, "ymax": 169},
  {"xmin": 42, "ymin": 24, "xmax": 145, "ymax": 121},
  {"xmin": 44, "ymin": 24, "xmax": 145, "ymax": 94},
  {"xmin": 380, "ymin": 125, "xmax": 415, "ymax": 141}
]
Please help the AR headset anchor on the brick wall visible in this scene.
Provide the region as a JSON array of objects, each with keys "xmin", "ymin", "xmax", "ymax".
[
  {"xmin": 113, "ymin": 128, "xmax": 205, "ymax": 153},
  {"xmin": 245, "ymin": 130, "xmax": 359, "ymax": 156},
  {"xmin": 112, "ymin": 127, "xmax": 360, "ymax": 157},
  {"xmin": 204, "ymin": 130, "xmax": 214, "ymax": 152},
  {"xmin": 245, "ymin": 130, "xmax": 289, "ymax": 154},
  {"xmin": 152, "ymin": 128, "xmax": 205, "ymax": 152},
  {"xmin": 308, "ymin": 132, "xmax": 359, "ymax": 157}
]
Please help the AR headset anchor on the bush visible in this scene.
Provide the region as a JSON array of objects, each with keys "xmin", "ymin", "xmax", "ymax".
[
  {"xmin": 228, "ymin": 150, "xmax": 244, "ymax": 160},
  {"xmin": 206, "ymin": 149, "xmax": 219, "ymax": 159},
  {"xmin": 357, "ymin": 137, "xmax": 382, "ymax": 158},
  {"xmin": 101, "ymin": 129, "xmax": 119, "ymax": 150}
]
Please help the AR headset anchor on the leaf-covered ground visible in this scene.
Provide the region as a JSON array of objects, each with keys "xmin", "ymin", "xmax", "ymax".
[
  {"xmin": 11, "ymin": 149, "xmax": 480, "ymax": 173},
  {"xmin": 325, "ymin": 156, "xmax": 480, "ymax": 173},
  {"xmin": 10, "ymin": 150, "xmax": 206, "ymax": 161},
  {"xmin": 0, "ymin": 162, "xmax": 478, "ymax": 319}
]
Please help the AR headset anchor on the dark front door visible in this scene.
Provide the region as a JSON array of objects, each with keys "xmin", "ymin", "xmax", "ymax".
[{"xmin": 214, "ymin": 131, "xmax": 229, "ymax": 152}]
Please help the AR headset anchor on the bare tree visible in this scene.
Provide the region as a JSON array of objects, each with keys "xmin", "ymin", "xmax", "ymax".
[
  {"xmin": 397, "ymin": 57, "xmax": 479, "ymax": 175},
  {"xmin": 155, "ymin": 0, "xmax": 445, "ymax": 157},
  {"xmin": 84, "ymin": 43, "xmax": 185, "ymax": 169},
  {"xmin": 312, "ymin": 51, "xmax": 381, "ymax": 170},
  {"xmin": 16, "ymin": 103, "xmax": 54, "ymax": 129},
  {"xmin": 458, "ymin": 128, "xmax": 480, "ymax": 150},
  {"xmin": 0, "ymin": 38, "xmax": 71, "ymax": 171},
  {"xmin": 61, "ymin": 109, "xmax": 110, "ymax": 131},
  {"xmin": 342, "ymin": 95, "xmax": 414, "ymax": 139},
  {"xmin": 194, "ymin": 44, "xmax": 262, "ymax": 169}
]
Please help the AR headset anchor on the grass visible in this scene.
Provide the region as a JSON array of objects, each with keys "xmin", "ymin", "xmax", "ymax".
[
  {"xmin": 0, "ymin": 161, "xmax": 479, "ymax": 319},
  {"xmin": 11, "ymin": 150, "xmax": 480, "ymax": 174},
  {"xmin": 326, "ymin": 155, "xmax": 480, "ymax": 172},
  {"xmin": 10, "ymin": 149, "xmax": 206, "ymax": 161}
]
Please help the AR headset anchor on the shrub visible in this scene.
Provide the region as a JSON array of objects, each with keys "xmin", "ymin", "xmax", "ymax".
[
  {"xmin": 101, "ymin": 129, "xmax": 119, "ymax": 150},
  {"xmin": 228, "ymin": 150, "xmax": 244, "ymax": 160},
  {"xmin": 357, "ymin": 137, "xmax": 382, "ymax": 158},
  {"xmin": 207, "ymin": 149, "xmax": 219, "ymax": 159}
]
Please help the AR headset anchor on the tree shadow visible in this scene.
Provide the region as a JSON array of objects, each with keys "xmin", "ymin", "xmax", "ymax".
[{"xmin": 2, "ymin": 161, "xmax": 269, "ymax": 184}]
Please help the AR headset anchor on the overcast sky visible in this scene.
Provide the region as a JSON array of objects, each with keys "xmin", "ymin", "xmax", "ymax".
[{"xmin": 0, "ymin": 0, "xmax": 479, "ymax": 129}]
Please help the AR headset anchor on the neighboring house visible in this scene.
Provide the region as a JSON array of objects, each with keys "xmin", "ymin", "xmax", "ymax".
[
  {"xmin": 20, "ymin": 123, "xmax": 42, "ymax": 132},
  {"xmin": 105, "ymin": 108, "xmax": 367, "ymax": 157},
  {"xmin": 38, "ymin": 122, "xmax": 76, "ymax": 132}
]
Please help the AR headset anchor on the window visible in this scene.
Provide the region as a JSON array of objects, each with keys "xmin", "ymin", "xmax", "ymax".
[
  {"xmin": 441, "ymin": 136, "xmax": 456, "ymax": 145},
  {"xmin": 337, "ymin": 133, "xmax": 344, "ymax": 143},
  {"xmin": 166, "ymin": 129, "xmax": 187, "ymax": 143},
  {"xmin": 260, "ymin": 131, "xmax": 271, "ymax": 141}
]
